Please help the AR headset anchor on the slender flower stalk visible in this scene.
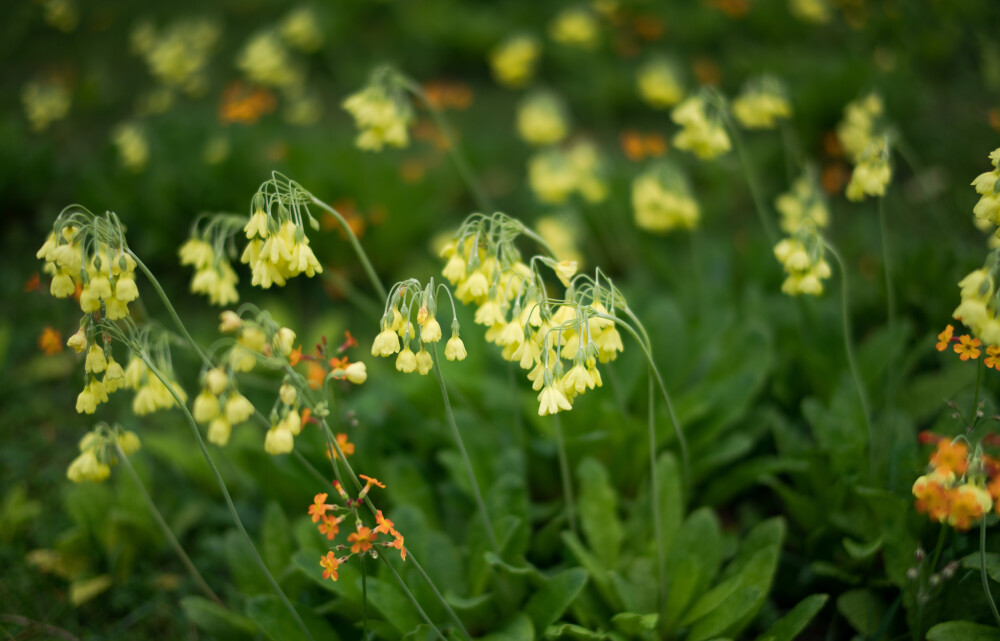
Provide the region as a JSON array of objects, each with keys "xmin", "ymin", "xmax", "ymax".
[
  {"xmin": 308, "ymin": 197, "xmax": 387, "ymax": 301},
  {"xmin": 825, "ymin": 242, "xmax": 875, "ymax": 479},
  {"xmin": 431, "ymin": 344, "xmax": 499, "ymax": 552},
  {"xmin": 134, "ymin": 352, "xmax": 314, "ymax": 641},
  {"xmin": 551, "ymin": 412, "xmax": 578, "ymax": 536},
  {"xmin": 648, "ymin": 373, "xmax": 667, "ymax": 626},
  {"xmin": 983, "ymin": 518, "xmax": 1000, "ymax": 629},
  {"xmin": 115, "ymin": 442, "xmax": 224, "ymax": 608},
  {"xmin": 398, "ymin": 75, "xmax": 493, "ymax": 213},
  {"xmin": 727, "ymin": 116, "xmax": 779, "ymax": 245}
]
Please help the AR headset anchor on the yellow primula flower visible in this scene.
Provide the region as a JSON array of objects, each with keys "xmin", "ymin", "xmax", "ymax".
[
  {"xmin": 637, "ymin": 57, "xmax": 684, "ymax": 109},
  {"xmin": 671, "ymin": 94, "xmax": 731, "ymax": 160},
  {"xmin": 731, "ymin": 76, "xmax": 792, "ymax": 130},
  {"xmin": 632, "ymin": 161, "xmax": 700, "ymax": 233},
  {"xmin": 490, "ymin": 34, "xmax": 541, "ymax": 88},
  {"xmin": 549, "ymin": 7, "xmax": 600, "ymax": 49},
  {"xmin": 516, "ymin": 91, "xmax": 569, "ymax": 146}
]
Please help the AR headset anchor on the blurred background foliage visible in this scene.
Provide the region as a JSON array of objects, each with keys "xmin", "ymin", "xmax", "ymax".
[{"xmin": 3, "ymin": 0, "xmax": 1000, "ymax": 639}]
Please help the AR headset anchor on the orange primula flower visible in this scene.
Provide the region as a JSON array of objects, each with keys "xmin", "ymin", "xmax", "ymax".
[
  {"xmin": 318, "ymin": 514, "xmax": 341, "ymax": 540},
  {"xmin": 947, "ymin": 484, "xmax": 992, "ymax": 531},
  {"xmin": 912, "ymin": 473, "xmax": 951, "ymax": 523},
  {"xmin": 936, "ymin": 325, "xmax": 954, "ymax": 351},
  {"xmin": 289, "ymin": 346, "xmax": 302, "ymax": 367},
  {"xmin": 220, "ymin": 82, "xmax": 276, "ymax": 125},
  {"xmin": 955, "ymin": 335, "xmax": 981, "ymax": 361},
  {"xmin": 374, "ymin": 510, "xmax": 396, "ymax": 535},
  {"xmin": 307, "ymin": 361, "xmax": 326, "ymax": 389},
  {"xmin": 25, "ymin": 273, "xmax": 41, "ymax": 292},
  {"xmin": 38, "ymin": 327, "xmax": 63, "ymax": 355},
  {"xmin": 347, "ymin": 526, "xmax": 378, "ymax": 554},
  {"xmin": 389, "ymin": 533, "xmax": 406, "ymax": 561},
  {"xmin": 987, "ymin": 345, "xmax": 1000, "ymax": 370},
  {"xmin": 326, "ymin": 433, "xmax": 354, "ymax": 460},
  {"xmin": 359, "ymin": 474, "xmax": 385, "ymax": 489},
  {"xmin": 319, "ymin": 551, "xmax": 341, "ymax": 581},
  {"xmin": 309, "ymin": 493, "xmax": 332, "ymax": 523},
  {"xmin": 930, "ymin": 439, "xmax": 969, "ymax": 476}
]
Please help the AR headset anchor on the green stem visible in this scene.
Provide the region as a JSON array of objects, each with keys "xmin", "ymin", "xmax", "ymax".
[
  {"xmin": 878, "ymin": 197, "xmax": 896, "ymax": 337},
  {"xmin": 648, "ymin": 372, "xmax": 667, "ymax": 627},
  {"xmin": 825, "ymin": 243, "xmax": 875, "ymax": 481},
  {"xmin": 982, "ymin": 518, "xmax": 1000, "ymax": 629},
  {"xmin": 377, "ymin": 554, "xmax": 449, "ymax": 641},
  {"xmin": 400, "ymin": 77, "xmax": 493, "ymax": 212},
  {"xmin": 361, "ymin": 555, "xmax": 369, "ymax": 641},
  {"xmin": 551, "ymin": 413, "xmax": 578, "ymax": 536},
  {"xmin": 129, "ymin": 250, "xmax": 211, "ymax": 368},
  {"xmin": 728, "ymin": 119, "xmax": 779, "ymax": 245},
  {"xmin": 971, "ymin": 357, "xmax": 985, "ymax": 434},
  {"xmin": 431, "ymin": 344, "xmax": 499, "ymax": 552},
  {"xmin": 308, "ymin": 197, "xmax": 387, "ymax": 301},
  {"xmin": 136, "ymin": 353, "xmax": 314, "ymax": 641},
  {"xmin": 115, "ymin": 443, "xmax": 224, "ymax": 608},
  {"xmin": 916, "ymin": 526, "xmax": 948, "ymax": 641}
]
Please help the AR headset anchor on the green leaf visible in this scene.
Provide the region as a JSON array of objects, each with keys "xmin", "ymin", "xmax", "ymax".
[
  {"xmin": 755, "ymin": 594, "xmax": 828, "ymax": 641},
  {"xmin": 835, "ymin": 588, "xmax": 885, "ymax": 636},
  {"xmin": 479, "ymin": 612, "xmax": 534, "ymax": 641},
  {"xmin": 680, "ymin": 574, "xmax": 743, "ymax": 626},
  {"xmin": 722, "ymin": 518, "xmax": 785, "ymax": 581},
  {"xmin": 181, "ymin": 596, "xmax": 257, "ymax": 640},
  {"xmin": 686, "ymin": 586, "xmax": 762, "ymax": 641},
  {"xmin": 664, "ymin": 555, "xmax": 701, "ymax": 629},
  {"xmin": 610, "ymin": 612, "xmax": 659, "ymax": 635},
  {"xmin": 365, "ymin": 576, "xmax": 424, "ymax": 634},
  {"xmin": 246, "ymin": 595, "xmax": 337, "ymax": 641},
  {"xmin": 525, "ymin": 568, "xmax": 588, "ymax": 631},
  {"xmin": 562, "ymin": 531, "xmax": 622, "ymax": 611},
  {"xmin": 655, "ymin": 452, "xmax": 683, "ymax": 557},
  {"xmin": 261, "ymin": 501, "xmax": 292, "ymax": 575},
  {"xmin": 962, "ymin": 553, "xmax": 1000, "ymax": 583},
  {"xmin": 577, "ymin": 458, "xmax": 624, "ymax": 569},
  {"xmin": 927, "ymin": 621, "xmax": 1000, "ymax": 641},
  {"xmin": 667, "ymin": 507, "xmax": 722, "ymax": 604},
  {"xmin": 843, "ymin": 536, "xmax": 883, "ymax": 561}
]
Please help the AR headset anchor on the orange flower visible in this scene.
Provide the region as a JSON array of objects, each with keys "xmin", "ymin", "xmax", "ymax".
[
  {"xmin": 947, "ymin": 485, "xmax": 991, "ymax": 531},
  {"xmin": 374, "ymin": 510, "xmax": 396, "ymax": 535},
  {"xmin": 329, "ymin": 356, "xmax": 349, "ymax": 370},
  {"xmin": 359, "ymin": 474, "xmax": 385, "ymax": 489},
  {"xmin": 307, "ymin": 361, "xmax": 326, "ymax": 390},
  {"xmin": 339, "ymin": 331, "xmax": 358, "ymax": 352},
  {"xmin": 309, "ymin": 493, "xmax": 332, "ymax": 523},
  {"xmin": 955, "ymin": 335, "xmax": 981, "ymax": 360},
  {"xmin": 220, "ymin": 82, "xmax": 276, "ymax": 125},
  {"xmin": 912, "ymin": 474, "xmax": 950, "ymax": 523},
  {"xmin": 936, "ymin": 325, "xmax": 954, "ymax": 351},
  {"xmin": 326, "ymin": 433, "xmax": 355, "ymax": 460},
  {"xmin": 989, "ymin": 473, "xmax": 1000, "ymax": 503},
  {"xmin": 987, "ymin": 345, "xmax": 1000, "ymax": 370},
  {"xmin": 319, "ymin": 551, "xmax": 341, "ymax": 581},
  {"xmin": 930, "ymin": 440, "xmax": 969, "ymax": 476},
  {"xmin": 620, "ymin": 131, "xmax": 667, "ymax": 161},
  {"xmin": 318, "ymin": 514, "xmax": 340, "ymax": 540},
  {"xmin": 390, "ymin": 533, "xmax": 406, "ymax": 561},
  {"xmin": 289, "ymin": 346, "xmax": 302, "ymax": 367},
  {"xmin": 38, "ymin": 327, "xmax": 63, "ymax": 355},
  {"xmin": 25, "ymin": 273, "xmax": 41, "ymax": 292},
  {"xmin": 347, "ymin": 526, "xmax": 378, "ymax": 554}
]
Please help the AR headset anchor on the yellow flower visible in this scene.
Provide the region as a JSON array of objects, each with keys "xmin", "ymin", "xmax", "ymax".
[
  {"xmin": 279, "ymin": 383, "xmax": 297, "ymax": 406},
  {"xmin": 776, "ymin": 170, "xmax": 829, "ymax": 234},
  {"xmin": 637, "ymin": 57, "xmax": 684, "ymax": 109},
  {"xmin": 22, "ymin": 80, "xmax": 71, "ymax": 132},
  {"xmin": 112, "ymin": 123, "xmax": 149, "ymax": 173},
  {"xmin": 845, "ymin": 138, "xmax": 891, "ymax": 202},
  {"xmin": 280, "ymin": 6, "xmax": 323, "ymax": 52},
  {"xmin": 415, "ymin": 348, "xmax": 433, "ymax": 375},
  {"xmin": 179, "ymin": 238, "xmax": 214, "ymax": 269},
  {"xmin": 117, "ymin": 430, "xmax": 141, "ymax": 455},
  {"xmin": 972, "ymin": 148, "xmax": 1000, "ymax": 227},
  {"xmin": 516, "ymin": 91, "xmax": 569, "ymax": 146},
  {"xmin": 549, "ymin": 7, "xmax": 600, "ymax": 49},
  {"xmin": 396, "ymin": 346, "xmax": 417, "ymax": 373},
  {"xmin": 420, "ymin": 318, "xmax": 442, "ymax": 343},
  {"xmin": 67, "ymin": 450, "xmax": 110, "ymax": 483},
  {"xmin": 219, "ymin": 311, "xmax": 243, "ymax": 333},
  {"xmin": 528, "ymin": 141, "xmax": 607, "ymax": 204},
  {"xmin": 343, "ymin": 361, "xmax": 368, "ymax": 384},
  {"xmin": 224, "ymin": 393, "xmax": 255, "ymax": 425},
  {"xmin": 632, "ymin": 162, "xmax": 700, "ymax": 233},
  {"xmin": 538, "ymin": 382, "xmax": 573, "ymax": 416},
  {"xmin": 85, "ymin": 345, "xmax": 108, "ymax": 374},
  {"xmin": 193, "ymin": 389, "xmax": 220, "ymax": 424},
  {"xmin": 205, "ymin": 367, "xmax": 229, "ymax": 395},
  {"xmin": 774, "ymin": 235, "xmax": 831, "ymax": 296},
  {"xmin": 237, "ymin": 30, "xmax": 301, "ymax": 89},
  {"xmin": 264, "ymin": 425, "xmax": 294, "ymax": 455},
  {"xmin": 490, "ymin": 34, "xmax": 541, "ymax": 88},
  {"xmin": 372, "ymin": 326, "xmax": 401, "ymax": 356},
  {"xmin": 342, "ymin": 79, "xmax": 413, "ymax": 151},
  {"xmin": 671, "ymin": 95, "xmax": 731, "ymax": 160},
  {"xmin": 445, "ymin": 335, "xmax": 467, "ymax": 361},
  {"xmin": 207, "ymin": 417, "xmax": 232, "ymax": 446},
  {"xmin": 836, "ymin": 93, "xmax": 884, "ymax": 163},
  {"xmin": 66, "ymin": 327, "xmax": 88, "ymax": 353},
  {"xmin": 731, "ymin": 77, "xmax": 792, "ymax": 130}
]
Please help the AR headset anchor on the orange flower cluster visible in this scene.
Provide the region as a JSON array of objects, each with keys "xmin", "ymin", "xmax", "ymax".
[
  {"xmin": 38, "ymin": 327, "xmax": 63, "ymax": 355},
  {"xmin": 219, "ymin": 82, "xmax": 276, "ymax": 125},
  {"xmin": 310, "ymin": 476, "xmax": 405, "ymax": 582},
  {"xmin": 421, "ymin": 81, "xmax": 473, "ymax": 111},
  {"xmin": 620, "ymin": 130, "xmax": 667, "ymax": 161},
  {"xmin": 937, "ymin": 324, "xmax": 1000, "ymax": 369},
  {"xmin": 912, "ymin": 438, "xmax": 1000, "ymax": 531},
  {"xmin": 295, "ymin": 331, "xmax": 367, "ymax": 390}
]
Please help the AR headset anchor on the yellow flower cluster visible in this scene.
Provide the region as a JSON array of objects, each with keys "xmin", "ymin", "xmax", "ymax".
[
  {"xmin": 671, "ymin": 94, "xmax": 731, "ymax": 160},
  {"xmin": 67, "ymin": 424, "xmax": 141, "ymax": 484},
  {"xmin": 731, "ymin": 76, "xmax": 792, "ymax": 130},
  {"xmin": 528, "ymin": 140, "xmax": 607, "ymax": 205},
  {"xmin": 536, "ymin": 216, "xmax": 584, "ymax": 266},
  {"xmin": 490, "ymin": 34, "xmax": 541, "ymax": 88},
  {"xmin": 953, "ymin": 259, "xmax": 1000, "ymax": 345},
  {"xmin": 342, "ymin": 80, "xmax": 414, "ymax": 151},
  {"xmin": 972, "ymin": 148, "xmax": 1000, "ymax": 229},
  {"xmin": 913, "ymin": 439, "xmax": 999, "ymax": 531},
  {"xmin": 280, "ymin": 6, "xmax": 324, "ymax": 52},
  {"xmin": 192, "ymin": 365, "xmax": 255, "ymax": 447},
  {"xmin": 22, "ymin": 80, "xmax": 71, "ymax": 132},
  {"xmin": 637, "ymin": 57, "xmax": 685, "ymax": 110},
  {"xmin": 775, "ymin": 170, "xmax": 830, "ymax": 234},
  {"xmin": 112, "ymin": 123, "xmax": 150, "ymax": 173},
  {"xmin": 124, "ymin": 354, "xmax": 188, "ymax": 416},
  {"xmin": 632, "ymin": 161, "xmax": 700, "ymax": 234},
  {"xmin": 441, "ymin": 214, "xmax": 624, "ymax": 416},
  {"xmin": 548, "ymin": 7, "xmax": 600, "ymax": 49},
  {"xmin": 133, "ymin": 19, "xmax": 220, "ymax": 96},
  {"xmin": 241, "ymin": 208, "xmax": 322, "ymax": 289},
  {"xmin": 836, "ymin": 93, "xmax": 883, "ymax": 162},
  {"xmin": 237, "ymin": 31, "xmax": 302, "ymax": 89},
  {"xmin": 37, "ymin": 224, "xmax": 140, "ymax": 320},
  {"xmin": 790, "ymin": 0, "xmax": 832, "ymax": 23},
  {"xmin": 516, "ymin": 91, "xmax": 569, "ymax": 146},
  {"xmin": 42, "ymin": 0, "xmax": 79, "ymax": 33},
  {"xmin": 74, "ymin": 337, "xmax": 127, "ymax": 415},
  {"xmin": 179, "ymin": 237, "xmax": 239, "ymax": 306},
  {"xmin": 371, "ymin": 279, "xmax": 465, "ymax": 375},
  {"xmin": 845, "ymin": 137, "xmax": 891, "ymax": 201}
]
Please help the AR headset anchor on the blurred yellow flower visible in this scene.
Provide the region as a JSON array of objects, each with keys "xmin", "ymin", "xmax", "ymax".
[{"xmin": 490, "ymin": 34, "xmax": 541, "ymax": 87}]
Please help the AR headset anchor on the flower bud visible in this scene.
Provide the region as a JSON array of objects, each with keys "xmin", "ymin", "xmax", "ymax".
[
  {"xmin": 219, "ymin": 311, "xmax": 242, "ymax": 333},
  {"xmin": 279, "ymin": 383, "xmax": 297, "ymax": 406},
  {"xmin": 205, "ymin": 367, "xmax": 229, "ymax": 395}
]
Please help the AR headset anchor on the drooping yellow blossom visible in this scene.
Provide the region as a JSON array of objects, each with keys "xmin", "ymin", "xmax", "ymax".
[
  {"xmin": 22, "ymin": 80, "xmax": 71, "ymax": 132},
  {"xmin": 516, "ymin": 91, "xmax": 569, "ymax": 147},
  {"xmin": 731, "ymin": 76, "xmax": 792, "ymax": 130},
  {"xmin": 549, "ymin": 7, "xmax": 600, "ymax": 49},
  {"xmin": 138, "ymin": 19, "xmax": 220, "ymax": 96},
  {"xmin": 280, "ymin": 6, "xmax": 324, "ymax": 52},
  {"xmin": 845, "ymin": 137, "xmax": 892, "ymax": 201},
  {"xmin": 179, "ymin": 237, "xmax": 239, "ymax": 306},
  {"xmin": 789, "ymin": 0, "xmax": 832, "ymax": 23},
  {"xmin": 124, "ymin": 354, "xmax": 187, "ymax": 416},
  {"xmin": 632, "ymin": 161, "xmax": 700, "ymax": 233},
  {"xmin": 773, "ymin": 233, "xmax": 831, "ymax": 296},
  {"xmin": 528, "ymin": 140, "xmax": 607, "ymax": 204},
  {"xmin": 836, "ymin": 93, "xmax": 884, "ymax": 163},
  {"xmin": 972, "ymin": 148, "xmax": 1000, "ymax": 229},
  {"xmin": 237, "ymin": 31, "xmax": 302, "ymax": 89},
  {"xmin": 775, "ymin": 169, "xmax": 830, "ymax": 234},
  {"xmin": 68, "ymin": 424, "xmax": 141, "ymax": 484},
  {"xmin": 342, "ymin": 75, "xmax": 414, "ymax": 151},
  {"xmin": 671, "ymin": 94, "xmax": 731, "ymax": 160},
  {"xmin": 637, "ymin": 57, "xmax": 685, "ymax": 109},
  {"xmin": 536, "ymin": 216, "xmax": 584, "ymax": 266},
  {"xmin": 240, "ymin": 210, "xmax": 322, "ymax": 289},
  {"xmin": 490, "ymin": 34, "xmax": 541, "ymax": 88}
]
